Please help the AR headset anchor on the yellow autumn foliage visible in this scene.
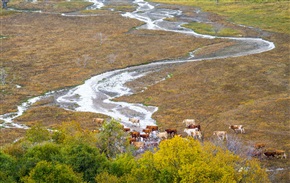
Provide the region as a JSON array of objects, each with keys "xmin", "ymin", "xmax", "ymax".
[{"xmin": 132, "ymin": 136, "xmax": 270, "ymax": 183}]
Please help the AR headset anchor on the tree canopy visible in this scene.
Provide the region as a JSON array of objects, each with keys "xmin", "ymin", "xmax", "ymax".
[{"xmin": 0, "ymin": 121, "xmax": 270, "ymax": 183}]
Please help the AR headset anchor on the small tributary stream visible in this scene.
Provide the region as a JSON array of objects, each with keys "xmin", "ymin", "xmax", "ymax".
[{"xmin": 0, "ymin": 0, "xmax": 275, "ymax": 131}]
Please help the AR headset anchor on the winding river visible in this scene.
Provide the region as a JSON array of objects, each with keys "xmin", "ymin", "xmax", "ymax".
[{"xmin": 0, "ymin": 0, "xmax": 275, "ymax": 130}]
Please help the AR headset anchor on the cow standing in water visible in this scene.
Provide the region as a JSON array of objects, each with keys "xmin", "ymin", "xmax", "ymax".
[{"xmin": 129, "ymin": 118, "xmax": 140, "ymax": 126}]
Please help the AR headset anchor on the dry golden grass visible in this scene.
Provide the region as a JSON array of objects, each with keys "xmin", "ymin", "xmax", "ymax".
[
  {"xmin": 0, "ymin": 4, "xmax": 226, "ymax": 144},
  {"xmin": 118, "ymin": 32, "xmax": 290, "ymax": 173},
  {"xmin": 1, "ymin": 11, "xmax": 222, "ymax": 114},
  {"xmin": 0, "ymin": 2, "xmax": 289, "ymax": 181}
]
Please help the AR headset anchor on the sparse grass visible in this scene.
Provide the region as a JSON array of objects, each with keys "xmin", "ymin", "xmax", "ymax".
[
  {"xmin": 0, "ymin": 5, "xmax": 222, "ymax": 118},
  {"xmin": 149, "ymin": 0, "xmax": 290, "ymax": 34},
  {"xmin": 9, "ymin": 0, "xmax": 92, "ymax": 13},
  {"xmin": 0, "ymin": 8, "xmax": 20, "ymax": 17},
  {"xmin": 183, "ymin": 22, "xmax": 242, "ymax": 37}
]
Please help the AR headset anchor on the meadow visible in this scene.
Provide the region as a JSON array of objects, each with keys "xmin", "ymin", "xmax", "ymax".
[{"xmin": 0, "ymin": 0, "xmax": 289, "ymax": 182}]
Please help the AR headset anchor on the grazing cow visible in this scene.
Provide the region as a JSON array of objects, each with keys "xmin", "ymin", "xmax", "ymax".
[
  {"xmin": 275, "ymin": 150, "xmax": 287, "ymax": 159},
  {"xmin": 142, "ymin": 128, "xmax": 152, "ymax": 134},
  {"xmin": 184, "ymin": 128, "xmax": 198, "ymax": 137},
  {"xmin": 191, "ymin": 131, "xmax": 202, "ymax": 140},
  {"xmin": 146, "ymin": 125, "xmax": 158, "ymax": 131},
  {"xmin": 140, "ymin": 133, "xmax": 150, "ymax": 141},
  {"xmin": 187, "ymin": 124, "xmax": 201, "ymax": 131},
  {"xmin": 130, "ymin": 131, "xmax": 140, "ymax": 139},
  {"xmin": 157, "ymin": 131, "xmax": 168, "ymax": 139},
  {"xmin": 229, "ymin": 125, "xmax": 245, "ymax": 134},
  {"xmin": 165, "ymin": 128, "xmax": 177, "ymax": 138},
  {"xmin": 129, "ymin": 137, "xmax": 137, "ymax": 144},
  {"xmin": 123, "ymin": 127, "xmax": 130, "ymax": 132},
  {"xmin": 182, "ymin": 119, "xmax": 195, "ymax": 127},
  {"xmin": 254, "ymin": 143, "xmax": 266, "ymax": 149},
  {"xmin": 263, "ymin": 151, "xmax": 276, "ymax": 159},
  {"xmin": 133, "ymin": 141, "xmax": 145, "ymax": 149},
  {"xmin": 213, "ymin": 131, "xmax": 228, "ymax": 140},
  {"xmin": 93, "ymin": 118, "xmax": 105, "ymax": 126},
  {"xmin": 129, "ymin": 118, "xmax": 140, "ymax": 126}
]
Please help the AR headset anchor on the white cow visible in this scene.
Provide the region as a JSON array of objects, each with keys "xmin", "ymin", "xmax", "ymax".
[
  {"xmin": 129, "ymin": 118, "xmax": 140, "ymax": 126},
  {"xmin": 191, "ymin": 131, "xmax": 202, "ymax": 140},
  {"xmin": 182, "ymin": 119, "xmax": 195, "ymax": 127},
  {"xmin": 93, "ymin": 118, "xmax": 105, "ymax": 126},
  {"xmin": 157, "ymin": 131, "xmax": 168, "ymax": 139},
  {"xmin": 213, "ymin": 131, "xmax": 228, "ymax": 140},
  {"xmin": 184, "ymin": 128, "xmax": 198, "ymax": 137}
]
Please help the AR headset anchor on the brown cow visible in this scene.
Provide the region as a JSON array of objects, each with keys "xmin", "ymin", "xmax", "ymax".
[
  {"xmin": 142, "ymin": 128, "xmax": 152, "ymax": 134},
  {"xmin": 187, "ymin": 124, "xmax": 201, "ymax": 131},
  {"xmin": 128, "ymin": 137, "xmax": 137, "ymax": 144},
  {"xmin": 229, "ymin": 125, "xmax": 245, "ymax": 134},
  {"xmin": 140, "ymin": 133, "xmax": 150, "ymax": 141},
  {"xmin": 165, "ymin": 128, "xmax": 177, "ymax": 138},
  {"xmin": 93, "ymin": 118, "xmax": 105, "ymax": 126},
  {"xmin": 123, "ymin": 127, "xmax": 131, "ymax": 132},
  {"xmin": 263, "ymin": 151, "xmax": 276, "ymax": 159},
  {"xmin": 254, "ymin": 143, "xmax": 266, "ymax": 149},
  {"xmin": 146, "ymin": 125, "xmax": 158, "ymax": 131},
  {"xmin": 263, "ymin": 149, "xmax": 287, "ymax": 159},
  {"xmin": 130, "ymin": 131, "xmax": 140, "ymax": 139}
]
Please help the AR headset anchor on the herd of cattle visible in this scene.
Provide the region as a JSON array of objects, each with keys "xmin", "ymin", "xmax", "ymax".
[{"xmin": 92, "ymin": 117, "xmax": 287, "ymax": 159}]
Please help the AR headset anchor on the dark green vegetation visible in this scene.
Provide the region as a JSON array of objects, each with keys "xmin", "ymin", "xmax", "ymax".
[
  {"xmin": 150, "ymin": 0, "xmax": 290, "ymax": 34},
  {"xmin": 0, "ymin": 121, "xmax": 270, "ymax": 182},
  {"xmin": 1, "ymin": 0, "xmax": 289, "ymax": 182}
]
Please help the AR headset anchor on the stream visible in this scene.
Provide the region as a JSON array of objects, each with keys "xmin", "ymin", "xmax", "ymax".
[{"xmin": 0, "ymin": 0, "xmax": 275, "ymax": 131}]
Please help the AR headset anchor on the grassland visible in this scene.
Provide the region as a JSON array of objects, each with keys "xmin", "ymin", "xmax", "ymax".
[
  {"xmin": 150, "ymin": 0, "xmax": 290, "ymax": 34},
  {"xmin": 121, "ymin": 0, "xmax": 289, "ymax": 181},
  {"xmin": 0, "ymin": 0, "xmax": 289, "ymax": 182},
  {"xmin": 0, "ymin": 1, "xmax": 223, "ymax": 140}
]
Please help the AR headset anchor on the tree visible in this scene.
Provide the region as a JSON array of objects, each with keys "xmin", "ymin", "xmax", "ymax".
[
  {"xmin": 51, "ymin": 121, "xmax": 97, "ymax": 146},
  {"xmin": 0, "ymin": 151, "xmax": 17, "ymax": 182},
  {"xmin": 131, "ymin": 136, "xmax": 270, "ymax": 183},
  {"xmin": 61, "ymin": 143, "xmax": 108, "ymax": 183},
  {"xmin": 96, "ymin": 119, "xmax": 131, "ymax": 158},
  {"xmin": 18, "ymin": 142, "xmax": 62, "ymax": 179},
  {"xmin": 108, "ymin": 153, "xmax": 137, "ymax": 177},
  {"xmin": 95, "ymin": 171, "xmax": 119, "ymax": 183},
  {"xmin": 21, "ymin": 161, "xmax": 84, "ymax": 183},
  {"xmin": 25, "ymin": 123, "xmax": 51, "ymax": 143}
]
